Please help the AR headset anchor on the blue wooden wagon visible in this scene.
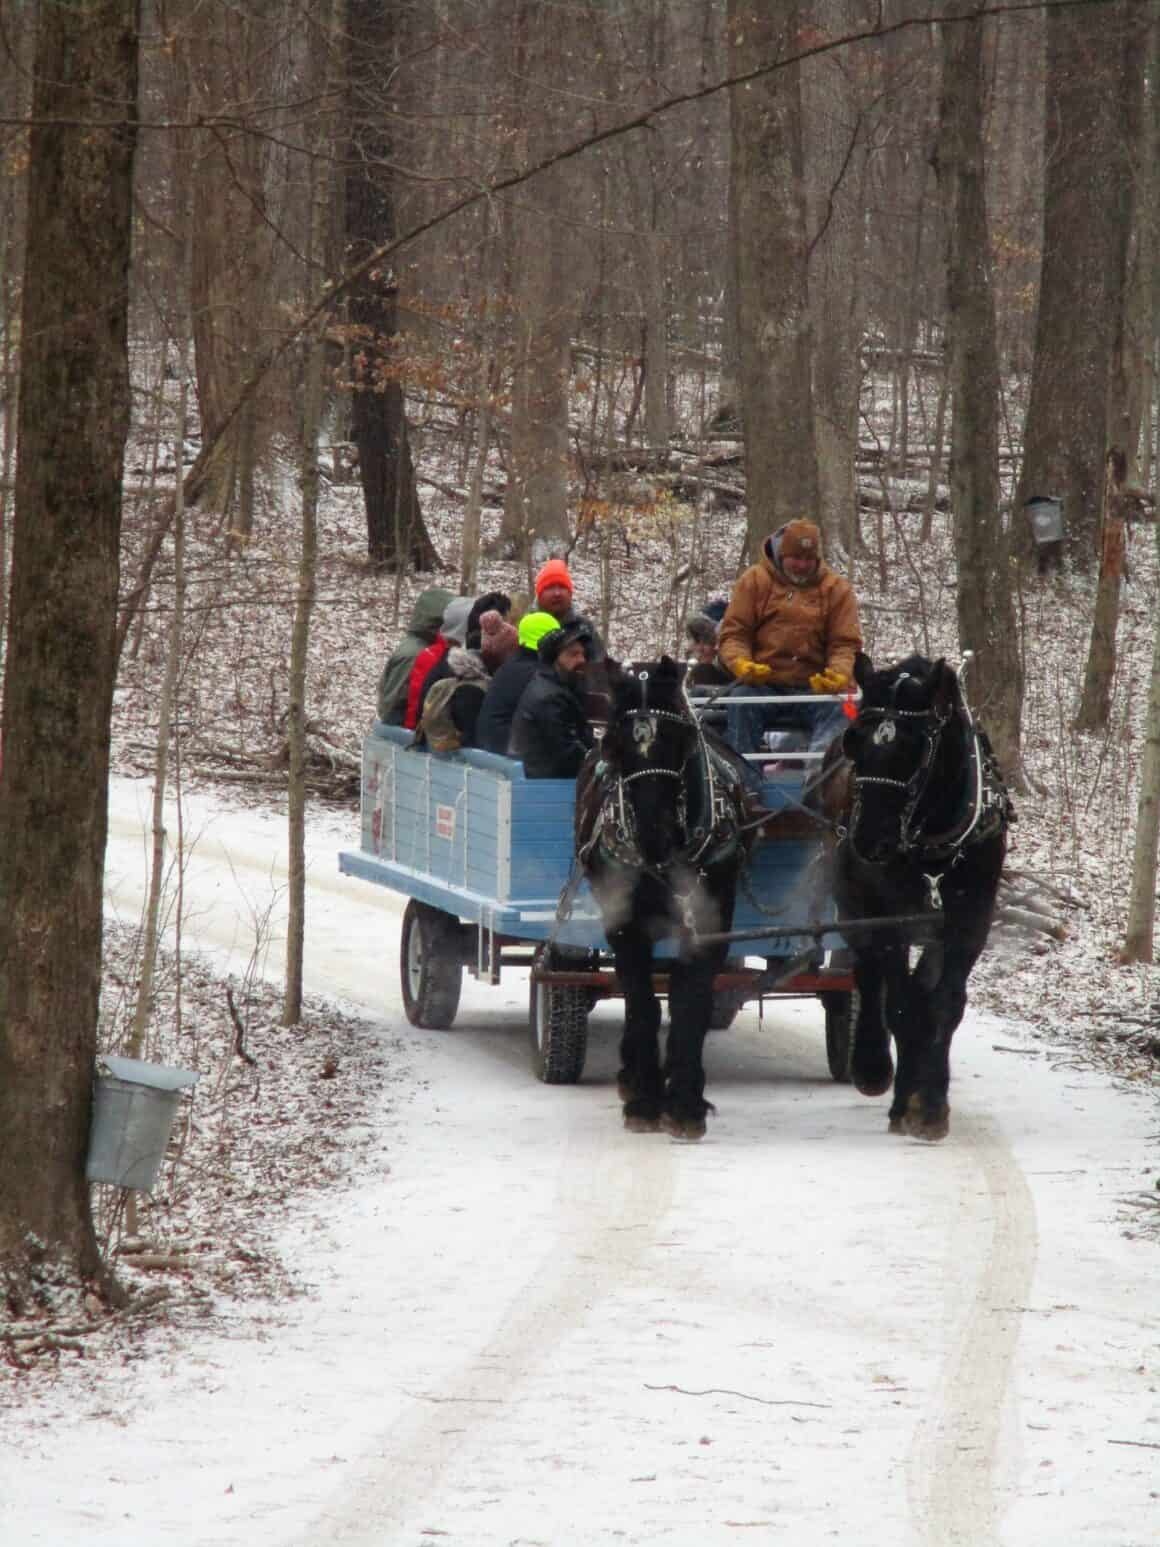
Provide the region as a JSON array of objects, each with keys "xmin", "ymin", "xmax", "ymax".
[{"xmin": 338, "ymin": 722, "xmax": 857, "ymax": 1084}]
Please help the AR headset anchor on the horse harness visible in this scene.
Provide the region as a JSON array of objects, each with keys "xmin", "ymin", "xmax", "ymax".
[
  {"xmin": 579, "ymin": 705, "xmax": 745, "ymax": 881},
  {"xmin": 844, "ymin": 697, "xmax": 1011, "ymax": 905}
]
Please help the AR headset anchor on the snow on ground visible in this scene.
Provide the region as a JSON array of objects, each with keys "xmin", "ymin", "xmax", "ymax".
[
  {"xmin": 2, "ymin": 777, "xmax": 1158, "ymax": 1546},
  {"xmin": 3, "ymin": 391, "xmax": 1160, "ymax": 1542}
]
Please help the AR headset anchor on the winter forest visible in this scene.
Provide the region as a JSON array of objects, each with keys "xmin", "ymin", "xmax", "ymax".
[{"xmin": 2, "ymin": 0, "xmax": 1160, "ymax": 1348}]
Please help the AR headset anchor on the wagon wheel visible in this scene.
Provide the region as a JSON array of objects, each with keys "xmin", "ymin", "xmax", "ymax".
[
  {"xmin": 529, "ymin": 946, "xmax": 590, "ymax": 1084},
  {"xmin": 708, "ymin": 956, "xmax": 747, "ymax": 1031},
  {"xmin": 820, "ymin": 989, "xmax": 859, "ymax": 1083},
  {"xmin": 400, "ymin": 900, "xmax": 464, "ymax": 1029}
]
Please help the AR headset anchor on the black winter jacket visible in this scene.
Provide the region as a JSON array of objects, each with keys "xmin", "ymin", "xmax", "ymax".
[
  {"xmin": 475, "ymin": 646, "xmax": 540, "ymax": 755},
  {"xmin": 509, "ymin": 665, "xmax": 594, "ymax": 778}
]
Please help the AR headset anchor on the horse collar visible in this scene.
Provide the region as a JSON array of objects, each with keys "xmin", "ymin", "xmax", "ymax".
[{"xmin": 591, "ymin": 725, "xmax": 743, "ymax": 875}]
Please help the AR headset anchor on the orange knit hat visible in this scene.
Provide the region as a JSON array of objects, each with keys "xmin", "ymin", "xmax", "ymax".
[{"xmin": 534, "ymin": 558, "xmax": 573, "ymax": 598}]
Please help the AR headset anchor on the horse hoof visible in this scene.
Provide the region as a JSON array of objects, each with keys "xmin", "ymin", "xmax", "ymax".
[
  {"xmin": 888, "ymin": 1113, "xmax": 906, "ymax": 1135},
  {"xmin": 854, "ymin": 1071, "xmax": 893, "ymax": 1098},
  {"xmin": 624, "ymin": 1111, "xmax": 661, "ymax": 1133},
  {"xmin": 902, "ymin": 1112, "xmax": 949, "ymax": 1142},
  {"xmin": 617, "ymin": 1078, "xmax": 635, "ymax": 1102},
  {"xmin": 660, "ymin": 1112, "xmax": 707, "ymax": 1142},
  {"xmin": 899, "ymin": 1095, "xmax": 949, "ymax": 1142}
]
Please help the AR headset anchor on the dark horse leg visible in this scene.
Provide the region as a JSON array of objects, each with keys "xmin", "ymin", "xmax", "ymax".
[
  {"xmin": 661, "ymin": 952, "xmax": 718, "ymax": 1140},
  {"xmin": 893, "ymin": 843, "xmax": 1002, "ymax": 1141},
  {"xmin": 612, "ymin": 922, "xmax": 664, "ymax": 1132},
  {"xmin": 883, "ymin": 954, "xmax": 936, "ymax": 1135},
  {"xmin": 850, "ymin": 948, "xmax": 898, "ymax": 1098},
  {"xmin": 659, "ymin": 858, "xmax": 740, "ymax": 1140},
  {"xmin": 895, "ymin": 934, "xmax": 982, "ymax": 1141}
]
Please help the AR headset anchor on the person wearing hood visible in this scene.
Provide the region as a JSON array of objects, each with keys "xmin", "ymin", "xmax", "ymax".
[
  {"xmin": 717, "ymin": 519, "xmax": 862, "ymax": 761},
  {"xmin": 376, "ymin": 587, "xmax": 453, "ymax": 724},
  {"xmin": 509, "ymin": 618, "xmax": 596, "ymax": 778},
  {"xmin": 403, "ymin": 595, "xmax": 474, "ymax": 730},
  {"xmin": 475, "ymin": 610, "xmax": 560, "ymax": 756}
]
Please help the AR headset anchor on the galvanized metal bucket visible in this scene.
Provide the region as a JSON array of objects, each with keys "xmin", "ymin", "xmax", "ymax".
[
  {"xmin": 86, "ymin": 1055, "xmax": 200, "ymax": 1192},
  {"xmin": 1024, "ymin": 494, "xmax": 1065, "ymax": 546}
]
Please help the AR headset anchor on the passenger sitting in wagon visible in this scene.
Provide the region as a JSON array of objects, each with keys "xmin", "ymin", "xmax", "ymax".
[
  {"xmin": 413, "ymin": 590, "xmax": 512, "ymax": 727},
  {"xmin": 413, "ymin": 609, "xmax": 519, "ymax": 753},
  {"xmin": 402, "ymin": 596, "xmax": 474, "ymax": 730},
  {"xmin": 718, "ymin": 519, "xmax": 862, "ymax": 771},
  {"xmin": 685, "ymin": 597, "xmax": 732, "ymax": 689},
  {"xmin": 475, "ymin": 609, "xmax": 562, "ymax": 756},
  {"xmin": 509, "ymin": 619, "xmax": 595, "ymax": 778},
  {"xmin": 376, "ymin": 587, "xmax": 453, "ymax": 725}
]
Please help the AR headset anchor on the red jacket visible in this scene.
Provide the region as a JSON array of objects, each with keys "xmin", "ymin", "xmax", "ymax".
[{"xmin": 404, "ymin": 636, "xmax": 449, "ymax": 729}]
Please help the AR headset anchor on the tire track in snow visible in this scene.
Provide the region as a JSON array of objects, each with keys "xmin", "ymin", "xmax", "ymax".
[
  {"xmin": 301, "ymin": 1115, "xmax": 677, "ymax": 1545},
  {"xmin": 907, "ymin": 1110, "xmax": 1038, "ymax": 1547},
  {"xmin": 108, "ymin": 791, "xmax": 676, "ymax": 1542}
]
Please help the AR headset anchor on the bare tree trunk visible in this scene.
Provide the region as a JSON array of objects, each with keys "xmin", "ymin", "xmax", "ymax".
[
  {"xmin": 639, "ymin": 1, "xmax": 671, "ymax": 453},
  {"xmin": 935, "ymin": 0, "xmax": 1023, "ymax": 778},
  {"xmin": 129, "ymin": 374, "xmax": 188, "ymax": 1063},
  {"xmin": 124, "ymin": 334, "xmax": 188, "ymax": 1241},
  {"xmin": 1075, "ymin": 452, "xmax": 1129, "ymax": 731},
  {"xmin": 0, "ymin": 198, "xmax": 16, "ymax": 652},
  {"xmin": 728, "ymin": 0, "xmax": 818, "ymax": 554},
  {"xmin": 803, "ymin": 0, "xmax": 871, "ymax": 555},
  {"xmin": 0, "ymin": 0, "xmax": 139, "ymax": 1309},
  {"xmin": 921, "ymin": 372, "xmax": 950, "ymax": 543},
  {"xmin": 185, "ymin": 1, "xmax": 274, "ymax": 520},
  {"xmin": 1014, "ymin": 1, "xmax": 1133, "ymax": 565},
  {"xmin": 345, "ymin": 0, "xmax": 437, "ymax": 572},
  {"xmin": 1121, "ymin": 518, "xmax": 1160, "ymax": 961},
  {"xmin": 1118, "ymin": 16, "xmax": 1160, "ymax": 485},
  {"xmin": 284, "ymin": 323, "xmax": 322, "ymax": 1026},
  {"xmin": 284, "ymin": 0, "xmax": 338, "ymax": 1024},
  {"xmin": 503, "ymin": 165, "xmax": 573, "ymax": 560}
]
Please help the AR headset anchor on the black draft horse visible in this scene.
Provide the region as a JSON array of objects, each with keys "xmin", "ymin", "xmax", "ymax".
[
  {"xmin": 574, "ymin": 657, "xmax": 750, "ymax": 1140},
  {"xmin": 825, "ymin": 653, "xmax": 1012, "ymax": 1141}
]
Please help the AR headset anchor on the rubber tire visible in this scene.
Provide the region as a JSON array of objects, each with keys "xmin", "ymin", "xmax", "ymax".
[
  {"xmin": 529, "ymin": 950, "xmax": 590, "ymax": 1084},
  {"xmin": 708, "ymin": 956, "xmax": 747, "ymax": 1031},
  {"xmin": 401, "ymin": 900, "xmax": 464, "ymax": 1029},
  {"xmin": 821, "ymin": 989, "xmax": 859, "ymax": 1083}
]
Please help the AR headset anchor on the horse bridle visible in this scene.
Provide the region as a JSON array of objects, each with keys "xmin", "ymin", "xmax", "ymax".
[
  {"xmin": 847, "ymin": 702, "xmax": 952, "ymax": 859},
  {"xmin": 596, "ymin": 679, "xmax": 738, "ymax": 876},
  {"xmin": 616, "ymin": 707, "xmax": 698, "ymax": 788}
]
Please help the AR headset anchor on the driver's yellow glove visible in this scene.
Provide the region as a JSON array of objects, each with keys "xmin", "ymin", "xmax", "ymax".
[
  {"xmin": 809, "ymin": 667, "xmax": 849, "ymax": 694},
  {"xmin": 733, "ymin": 658, "xmax": 773, "ymax": 685}
]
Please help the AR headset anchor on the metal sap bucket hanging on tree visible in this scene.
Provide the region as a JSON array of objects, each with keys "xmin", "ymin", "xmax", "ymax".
[
  {"xmin": 86, "ymin": 1054, "xmax": 201, "ymax": 1192},
  {"xmin": 1024, "ymin": 494, "xmax": 1065, "ymax": 547}
]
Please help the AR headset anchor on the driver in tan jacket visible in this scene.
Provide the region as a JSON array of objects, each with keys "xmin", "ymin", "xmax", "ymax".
[{"xmin": 717, "ymin": 519, "xmax": 862, "ymax": 765}]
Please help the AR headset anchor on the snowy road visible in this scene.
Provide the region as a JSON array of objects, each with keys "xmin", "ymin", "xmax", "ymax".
[{"xmin": 6, "ymin": 778, "xmax": 1158, "ymax": 1546}]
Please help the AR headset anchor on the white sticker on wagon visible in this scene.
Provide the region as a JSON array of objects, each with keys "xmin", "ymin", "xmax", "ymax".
[
  {"xmin": 518, "ymin": 910, "xmax": 558, "ymax": 921},
  {"xmin": 434, "ymin": 803, "xmax": 456, "ymax": 841}
]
